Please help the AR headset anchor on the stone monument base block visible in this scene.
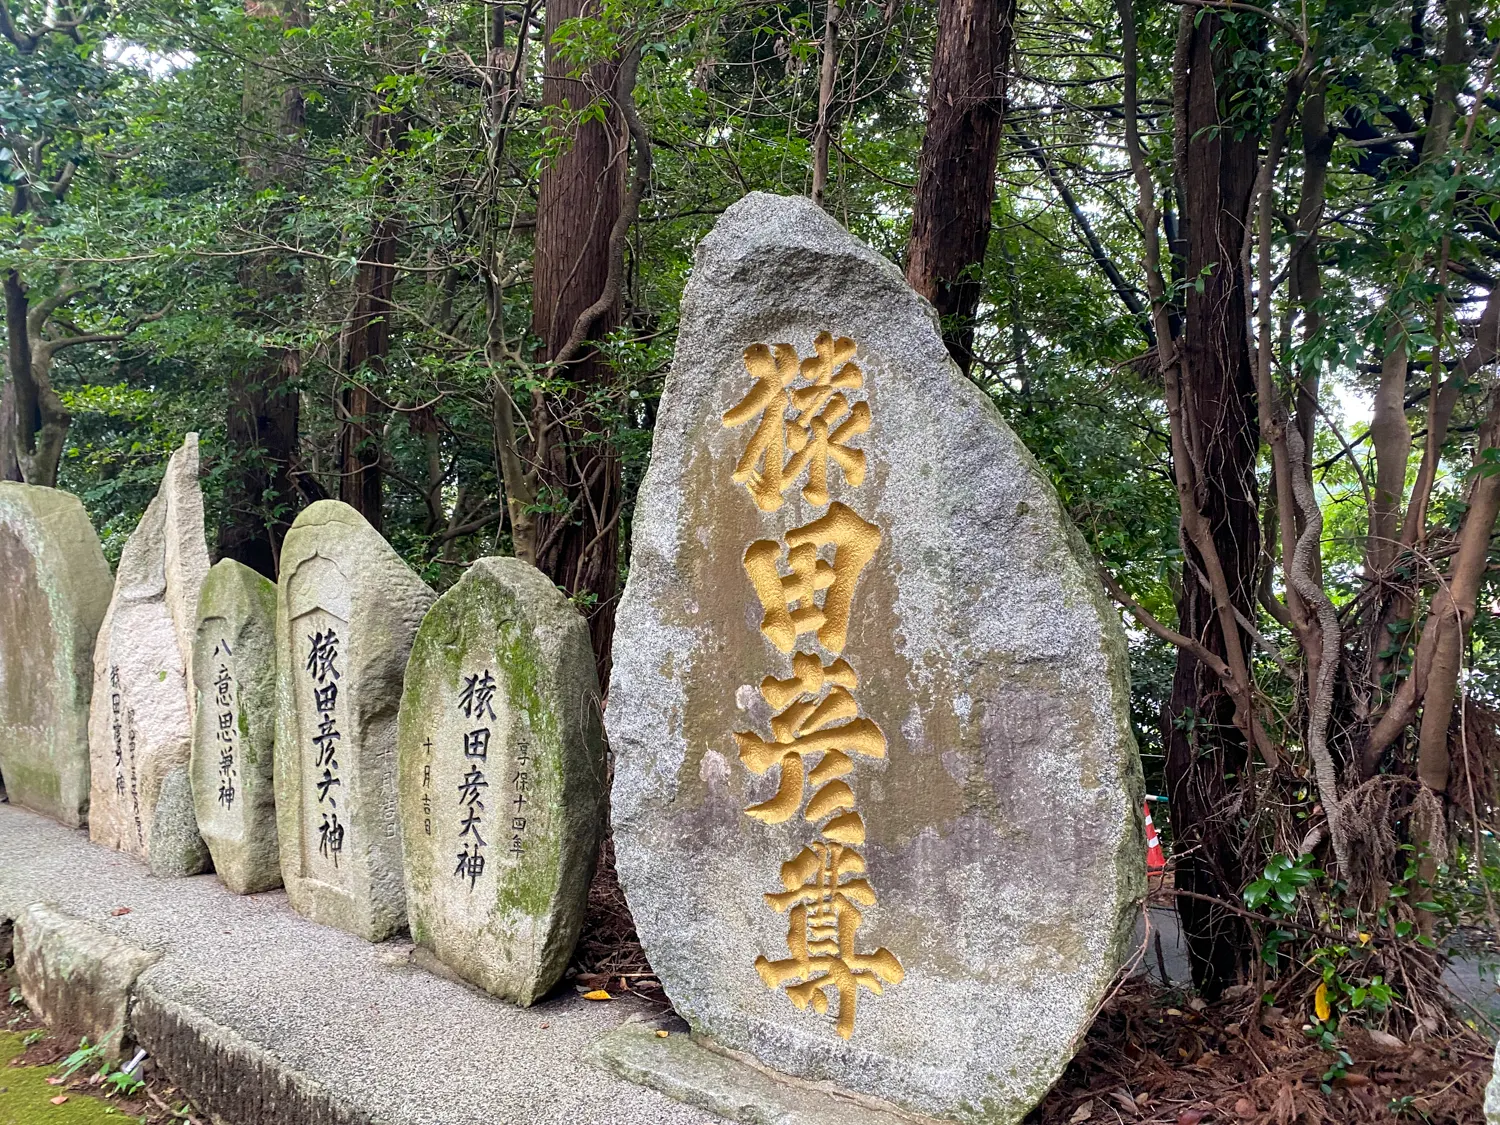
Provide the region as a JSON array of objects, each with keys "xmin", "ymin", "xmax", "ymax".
[{"xmin": 592, "ymin": 1022, "xmax": 937, "ymax": 1125}]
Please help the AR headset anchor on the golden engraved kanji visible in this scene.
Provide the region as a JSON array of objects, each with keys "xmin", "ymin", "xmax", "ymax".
[
  {"xmin": 735, "ymin": 655, "xmax": 884, "ymax": 838},
  {"xmin": 723, "ymin": 332, "xmax": 871, "ymax": 512},
  {"xmin": 741, "ymin": 503, "xmax": 880, "ymax": 655},
  {"xmin": 754, "ymin": 842, "xmax": 904, "ymax": 1039},
  {"xmin": 722, "ymin": 331, "xmax": 900, "ymax": 1039}
]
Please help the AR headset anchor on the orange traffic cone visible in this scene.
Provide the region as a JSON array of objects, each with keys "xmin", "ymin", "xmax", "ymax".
[{"xmin": 1144, "ymin": 798, "xmax": 1166, "ymax": 874}]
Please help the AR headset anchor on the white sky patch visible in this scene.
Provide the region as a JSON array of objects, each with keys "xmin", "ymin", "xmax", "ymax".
[{"xmin": 103, "ymin": 39, "xmax": 196, "ymax": 78}]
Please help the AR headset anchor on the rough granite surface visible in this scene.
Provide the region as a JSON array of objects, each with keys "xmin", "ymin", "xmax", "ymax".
[
  {"xmin": 87, "ymin": 434, "xmax": 211, "ymax": 873},
  {"xmin": 606, "ymin": 192, "xmax": 1144, "ymax": 1124},
  {"xmin": 13, "ymin": 901, "xmax": 161, "ymax": 1061},
  {"xmin": 274, "ymin": 500, "xmax": 436, "ymax": 941},
  {"xmin": 1487, "ymin": 1042, "xmax": 1500, "ymax": 1125},
  {"xmin": 192, "ymin": 558, "xmax": 281, "ymax": 893},
  {"xmin": 0, "ymin": 483, "xmax": 112, "ymax": 827},
  {"xmin": 398, "ymin": 556, "xmax": 607, "ymax": 1005},
  {"xmin": 0, "ymin": 803, "xmax": 718, "ymax": 1125}
]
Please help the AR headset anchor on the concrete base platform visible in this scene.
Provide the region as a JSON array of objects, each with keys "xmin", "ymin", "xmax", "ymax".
[
  {"xmin": 0, "ymin": 803, "xmax": 717, "ymax": 1125},
  {"xmin": 592, "ymin": 1023, "xmax": 928, "ymax": 1125}
]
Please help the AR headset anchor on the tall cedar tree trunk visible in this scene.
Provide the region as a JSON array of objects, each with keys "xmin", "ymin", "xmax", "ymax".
[
  {"xmin": 530, "ymin": 0, "xmax": 624, "ymax": 677},
  {"xmin": 3, "ymin": 272, "xmax": 31, "ymax": 481},
  {"xmin": 219, "ymin": 0, "xmax": 308, "ymax": 579},
  {"xmin": 905, "ymin": 0, "xmax": 1016, "ymax": 375},
  {"xmin": 1162, "ymin": 11, "xmax": 1262, "ymax": 1000},
  {"xmin": 338, "ymin": 110, "xmax": 407, "ymax": 532}
]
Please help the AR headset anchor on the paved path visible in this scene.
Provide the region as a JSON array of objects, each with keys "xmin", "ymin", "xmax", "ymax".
[{"xmin": 0, "ymin": 803, "xmax": 715, "ymax": 1125}]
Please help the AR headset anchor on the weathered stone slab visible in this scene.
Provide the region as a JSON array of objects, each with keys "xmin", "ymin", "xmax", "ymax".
[
  {"xmin": 397, "ymin": 556, "xmax": 606, "ymax": 1005},
  {"xmin": 88, "ymin": 434, "xmax": 212, "ymax": 873},
  {"xmin": 274, "ymin": 500, "xmax": 435, "ymax": 941},
  {"xmin": 592, "ymin": 1023, "xmax": 921, "ymax": 1125},
  {"xmin": 192, "ymin": 558, "xmax": 282, "ymax": 893},
  {"xmin": 607, "ymin": 193, "xmax": 1143, "ymax": 1124},
  {"xmin": 14, "ymin": 902, "xmax": 161, "ymax": 1061},
  {"xmin": 0, "ymin": 483, "xmax": 112, "ymax": 827}
]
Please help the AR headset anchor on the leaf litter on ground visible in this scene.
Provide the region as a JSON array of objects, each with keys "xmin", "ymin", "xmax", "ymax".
[{"xmin": 1031, "ymin": 977, "xmax": 1490, "ymax": 1124}]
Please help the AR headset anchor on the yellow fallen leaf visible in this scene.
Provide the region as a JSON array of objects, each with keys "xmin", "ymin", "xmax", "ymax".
[
  {"xmin": 583, "ymin": 989, "xmax": 614, "ymax": 1001},
  {"xmin": 655, "ymin": 1030, "xmax": 669, "ymax": 1038},
  {"xmin": 1314, "ymin": 982, "xmax": 1331, "ymax": 1021},
  {"xmin": 1358, "ymin": 932, "xmax": 1371, "ymax": 945}
]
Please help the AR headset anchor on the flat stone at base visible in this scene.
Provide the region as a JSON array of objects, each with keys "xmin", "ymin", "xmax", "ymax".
[
  {"xmin": 593, "ymin": 1023, "xmax": 927, "ymax": 1125},
  {"xmin": 13, "ymin": 902, "xmax": 161, "ymax": 1061}
]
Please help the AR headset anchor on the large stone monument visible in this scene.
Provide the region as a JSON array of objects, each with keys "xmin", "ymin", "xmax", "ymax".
[
  {"xmin": 192, "ymin": 558, "xmax": 281, "ymax": 894},
  {"xmin": 274, "ymin": 500, "xmax": 435, "ymax": 941},
  {"xmin": 397, "ymin": 556, "xmax": 606, "ymax": 1005},
  {"xmin": 604, "ymin": 193, "xmax": 1143, "ymax": 1123},
  {"xmin": 88, "ymin": 434, "xmax": 212, "ymax": 876},
  {"xmin": 0, "ymin": 483, "xmax": 112, "ymax": 826}
]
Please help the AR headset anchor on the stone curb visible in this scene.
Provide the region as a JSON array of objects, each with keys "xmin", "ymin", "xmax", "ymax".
[
  {"xmin": 12, "ymin": 902, "xmax": 161, "ymax": 1062},
  {"xmin": 132, "ymin": 983, "xmax": 374, "ymax": 1125}
]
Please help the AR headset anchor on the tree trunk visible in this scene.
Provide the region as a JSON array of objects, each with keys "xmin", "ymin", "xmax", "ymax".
[
  {"xmin": 337, "ymin": 112, "xmax": 403, "ymax": 531},
  {"xmin": 1162, "ymin": 9, "xmax": 1262, "ymax": 1001},
  {"xmin": 530, "ymin": 0, "xmax": 624, "ymax": 677},
  {"xmin": 904, "ymin": 0, "xmax": 1016, "ymax": 375},
  {"xmin": 4, "ymin": 270, "xmax": 34, "ymax": 482},
  {"xmin": 219, "ymin": 0, "xmax": 308, "ymax": 578}
]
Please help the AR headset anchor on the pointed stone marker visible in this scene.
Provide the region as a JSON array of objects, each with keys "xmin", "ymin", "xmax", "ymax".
[
  {"xmin": 274, "ymin": 500, "xmax": 435, "ymax": 941},
  {"xmin": 192, "ymin": 558, "xmax": 281, "ymax": 893},
  {"xmin": 88, "ymin": 434, "xmax": 212, "ymax": 874},
  {"xmin": 0, "ymin": 483, "xmax": 112, "ymax": 827},
  {"xmin": 397, "ymin": 556, "xmax": 606, "ymax": 1005},
  {"xmin": 605, "ymin": 194, "xmax": 1143, "ymax": 1123}
]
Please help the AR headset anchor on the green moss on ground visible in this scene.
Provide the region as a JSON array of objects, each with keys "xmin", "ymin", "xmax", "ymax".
[{"xmin": 0, "ymin": 1031, "xmax": 129, "ymax": 1123}]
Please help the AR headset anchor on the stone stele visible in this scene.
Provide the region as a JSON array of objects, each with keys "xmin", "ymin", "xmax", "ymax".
[
  {"xmin": 606, "ymin": 192, "xmax": 1143, "ymax": 1124},
  {"xmin": 274, "ymin": 500, "xmax": 436, "ymax": 941},
  {"xmin": 397, "ymin": 556, "xmax": 606, "ymax": 1005},
  {"xmin": 0, "ymin": 483, "xmax": 112, "ymax": 827},
  {"xmin": 88, "ymin": 433, "xmax": 212, "ymax": 875},
  {"xmin": 192, "ymin": 558, "xmax": 281, "ymax": 893}
]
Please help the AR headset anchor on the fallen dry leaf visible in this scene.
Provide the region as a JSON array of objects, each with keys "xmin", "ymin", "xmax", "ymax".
[
  {"xmin": 1176, "ymin": 1109, "xmax": 1205, "ymax": 1125},
  {"xmin": 1108, "ymin": 1088, "xmax": 1138, "ymax": 1114},
  {"xmin": 1166, "ymin": 1008, "xmax": 1185, "ymax": 1017},
  {"xmin": 45, "ymin": 1076, "xmax": 64, "ymax": 1086},
  {"xmin": 1234, "ymin": 1097, "xmax": 1255, "ymax": 1118},
  {"xmin": 110, "ymin": 907, "xmax": 131, "ymax": 917},
  {"xmin": 1368, "ymin": 1029, "xmax": 1403, "ymax": 1049},
  {"xmin": 582, "ymin": 989, "xmax": 613, "ymax": 1001},
  {"xmin": 655, "ymin": 1030, "xmax": 669, "ymax": 1039},
  {"xmin": 1068, "ymin": 1099, "xmax": 1094, "ymax": 1123},
  {"xmin": 50, "ymin": 1095, "xmax": 68, "ymax": 1105}
]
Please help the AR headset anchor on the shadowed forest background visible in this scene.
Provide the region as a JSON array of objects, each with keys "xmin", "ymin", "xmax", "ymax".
[{"xmin": 7, "ymin": 0, "xmax": 1500, "ymax": 1082}]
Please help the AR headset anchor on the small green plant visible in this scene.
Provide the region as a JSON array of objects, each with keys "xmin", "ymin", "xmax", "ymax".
[
  {"xmin": 7, "ymin": 986, "xmax": 22, "ymax": 1006},
  {"xmin": 1319, "ymin": 1047, "xmax": 1354, "ymax": 1094},
  {"xmin": 102, "ymin": 1067, "xmax": 145, "ymax": 1096},
  {"xmin": 22, "ymin": 1029, "xmax": 44, "ymax": 1047},
  {"xmin": 58, "ymin": 1037, "xmax": 106, "ymax": 1080}
]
